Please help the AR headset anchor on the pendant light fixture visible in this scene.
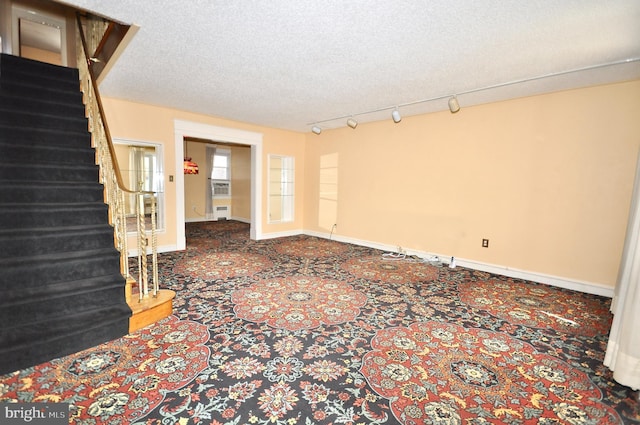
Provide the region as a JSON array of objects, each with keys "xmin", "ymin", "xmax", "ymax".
[{"xmin": 183, "ymin": 141, "xmax": 199, "ymax": 174}]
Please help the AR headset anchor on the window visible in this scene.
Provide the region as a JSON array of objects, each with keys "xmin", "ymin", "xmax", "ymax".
[
  {"xmin": 211, "ymin": 149, "xmax": 231, "ymax": 198},
  {"xmin": 268, "ymin": 155, "xmax": 294, "ymax": 223}
]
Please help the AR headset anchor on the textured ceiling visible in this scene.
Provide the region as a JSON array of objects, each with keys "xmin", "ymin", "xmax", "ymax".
[{"xmin": 59, "ymin": 0, "xmax": 640, "ymax": 133}]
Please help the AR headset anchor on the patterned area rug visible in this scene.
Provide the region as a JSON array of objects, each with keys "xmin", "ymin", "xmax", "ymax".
[
  {"xmin": 0, "ymin": 315, "xmax": 210, "ymax": 423},
  {"xmin": 1, "ymin": 221, "xmax": 639, "ymax": 424},
  {"xmin": 459, "ymin": 279, "xmax": 612, "ymax": 337},
  {"xmin": 232, "ymin": 276, "xmax": 367, "ymax": 330},
  {"xmin": 361, "ymin": 321, "xmax": 620, "ymax": 423}
]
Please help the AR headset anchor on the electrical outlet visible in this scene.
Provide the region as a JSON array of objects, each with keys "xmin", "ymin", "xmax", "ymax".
[{"xmin": 482, "ymin": 238, "xmax": 489, "ymax": 248}]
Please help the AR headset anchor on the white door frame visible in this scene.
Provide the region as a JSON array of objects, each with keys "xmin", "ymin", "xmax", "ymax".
[{"xmin": 174, "ymin": 120, "xmax": 263, "ymax": 249}]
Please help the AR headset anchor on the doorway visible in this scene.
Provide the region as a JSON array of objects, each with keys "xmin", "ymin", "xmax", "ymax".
[{"xmin": 174, "ymin": 120, "xmax": 263, "ymax": 249}]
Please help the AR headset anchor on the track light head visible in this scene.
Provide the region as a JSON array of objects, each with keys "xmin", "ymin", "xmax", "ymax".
[
  {"xmin": 347, "ymin": 118, "xmax": 358, "ymax": 129},
  {"xmin": 311, "ymin": 126, "xmax": 322, "ymax": 135},
  {"xmin": 391, "ymin": 109, "xmax": 402, "ymax": 123},
  {"xmin": 448, "ymin": 96, "xmax": 460, "ymax": 113}
]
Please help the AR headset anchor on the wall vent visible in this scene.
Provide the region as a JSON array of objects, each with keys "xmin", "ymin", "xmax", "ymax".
[{"xmin": 213, "ymin": 205, "xmax": 230, "ymax": 220}]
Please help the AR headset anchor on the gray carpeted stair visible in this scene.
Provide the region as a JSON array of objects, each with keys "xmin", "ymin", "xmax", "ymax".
[{"xmin": 0, "ymin": 53, "xmax": 131, "ymax": 374}]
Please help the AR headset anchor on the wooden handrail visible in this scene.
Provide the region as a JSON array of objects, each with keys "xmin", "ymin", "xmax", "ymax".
[
  {"xmin": 75, "ymin": 13, "xmax": 142, "ymax": 196},
  {"xmin": 75, "ymin": 12, "xmax": 159, "ymax": 301}
]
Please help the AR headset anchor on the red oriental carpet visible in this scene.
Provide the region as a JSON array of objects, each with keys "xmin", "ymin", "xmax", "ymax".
[{"xmin": 1, "ymin": 220, "xmax": 638, "ymax": 424}]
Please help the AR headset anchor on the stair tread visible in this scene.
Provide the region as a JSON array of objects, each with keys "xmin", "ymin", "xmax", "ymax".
[
  {"xmin": 0, "ymin": 79, "xmax": 82, "ymax": 96},
  {"xmin": 1, "ymin": 274, "xmax": 125, "ymax": 306},
  {"xmin": 0, "ymin": 140, "xmax": 93, "ymax": 153},
  {"xmin": 0, "ymin": 92, "xmax": 85, "ymax": 110},
  {"xmin": 0, "ymin": 201, "xmax": 106, "ymax": 208},
  {"xmin": 0, "ymin": 223, "xmax": 112, "ymax": 236},
  {"xmin": 0, "ymin": 180, "xmax": 100, "ymax": 187},
  {"xmin": 0, "ymin": 305, "xmax": 132, "ymax": 349},
  {"xmin": 0, "ymin": 54, "xmax": 79, "ymax": 78},
  {"xmin": 0, "ymin": 124, "xmax": 89, "ymax": 139},
  {"xmin": 0, "ymin": 108, "xmax": 88, "ymax": 122},
  {"xmin": 0, "ymin": 247, "xmax": 119, "ymax": 266},
  {"xmin": 0, "ymin": 162, "xmax": 97, "ymax": 170}
]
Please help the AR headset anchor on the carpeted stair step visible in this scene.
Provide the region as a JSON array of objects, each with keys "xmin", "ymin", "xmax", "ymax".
[
  {"xmin": 0, "ymin": 93, "xmax": 86, "ymax": 118},
  {"xmin": 1, "ymin": 274, "xmax": 125, "ymax": 306},
  {"xmin": 0, "ymin": 224, "xmax": 115, "ymax": 258},
  {"xmin": 0, "ymin": 125, "xmax": 91, "ymax": 149},
  {"xmin": 0, "ymin": 181, "xmax": 104, "ymax": 204},
  {"xmin": 0, "ymin": 305, "xmax": 131, "ymax": 374},
  {"xmin": 0, "ymin": 141, "xmax": 95, "ymax": 165},
  {"xmin": 0, "ymin": 109, "xmax": 88, "ymax": 133},
  {"xmin": 0, "ymin": 203, "xmax": 109, "ymax": 228},
  {"xmin": 0, "ymin": 53, "xmax": 79, "ymax": 84},
  {"xmin": 0, "ymin": 274, "xmax": 127, "ymax": 327},
  {"xmin": 0, "ymin": 80, "xmax": 83, "ymax": 105},
  {"xmin": 0, "ymin": 53, "xmax": 130, "ymax": 375},
  {"xmin": 0, "ymin": 161, "xmax": 98, "ymax": 182},
  {"xmin": 0, "ymin": 248, "xmax": 122, "ymax": 288}
]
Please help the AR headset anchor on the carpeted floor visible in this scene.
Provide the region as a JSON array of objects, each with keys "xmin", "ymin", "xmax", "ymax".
[{"xmin": 1, "ymin": 220, "xmax": 639, "ymax": 424}]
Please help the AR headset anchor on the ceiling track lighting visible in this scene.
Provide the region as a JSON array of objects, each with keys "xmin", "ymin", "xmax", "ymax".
[
  {"xmin": 391, "ymin": 108, "xmax": 402, "ymax": 123},
  {"xmin": 305, "ymin": 57, "xmax": 639, "ymax": 132},
  {"xmin": 448, "ymin": 96, "xmax": 460, "ymax": 113}
]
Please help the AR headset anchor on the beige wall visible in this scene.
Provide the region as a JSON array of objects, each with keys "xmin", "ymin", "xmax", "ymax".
[
  {"xmin": 101, "ymin": 97, "xmax": 306, "ymax": 249},
  {"xmin": 102, "ymin": 80, "xmax": 640, "ymax": 289},
  {"xmin": 20, "ymin": 45, "xmax": 62, "ymax": 65},
  {"xmin": 303, "ymin": 80, "xmax": 640, "ymax": 288}
]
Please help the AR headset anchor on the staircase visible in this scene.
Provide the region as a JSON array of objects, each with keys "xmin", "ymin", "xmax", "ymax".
[{"xmin": 0, "ymin": 54, "xmax": 132, "ymax": 375}]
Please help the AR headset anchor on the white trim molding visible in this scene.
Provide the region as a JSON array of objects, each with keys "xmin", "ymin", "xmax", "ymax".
[{"xmin": 304, "ymin": 229, "xmax": 614, "ymax": 298}]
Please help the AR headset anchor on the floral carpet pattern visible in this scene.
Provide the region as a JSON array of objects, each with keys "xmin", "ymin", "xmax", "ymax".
[
  {"xmin": 232, "ymin": 276, "xmax": 368, "ymax": 330},
  {"xmin": 0, "ymin": 315, "xmax": 210, "ymax": 423},
  {"xmin": 458, "ymin": 279, "xmax": 612, "ymax": 337},
  {"xmin": 1, "ymin": 220, "xmax": 638, "ymax": 424},
  {"xmin": 361, "ymin": 321, "xmax": 620, "ymax": 424}
]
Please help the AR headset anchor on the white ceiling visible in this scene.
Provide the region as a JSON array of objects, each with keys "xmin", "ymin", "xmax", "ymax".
[{"xmin": 58, "ymin": 0, "xmax": 640, "ymax": 133}]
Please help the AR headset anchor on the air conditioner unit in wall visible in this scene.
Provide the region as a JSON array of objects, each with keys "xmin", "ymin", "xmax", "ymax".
[{"xmin": 213, "ymin": 205, "xmax": 230, "ymax": 220}]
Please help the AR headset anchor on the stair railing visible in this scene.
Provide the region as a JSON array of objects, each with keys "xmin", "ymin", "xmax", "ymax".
[{"xmin": 75, "ymin": 13, "xmax": 158, "ymax": 302}]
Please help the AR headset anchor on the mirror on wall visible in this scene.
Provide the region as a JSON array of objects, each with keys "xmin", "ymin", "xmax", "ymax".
[
  {"xmin": 113, "ymin": 140, "xmax": 165, "ymax": 233},
  {"xmin": 12, "ymin": 6, "xmax": 67, "ymax": 66},
  {"xmin": 268, "ymin": 155, "xmax": 294, "ymax": 223}
]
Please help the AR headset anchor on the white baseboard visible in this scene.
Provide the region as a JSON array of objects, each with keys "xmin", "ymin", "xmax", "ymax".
[
  {"xmin": 185, "ymin": 217, "xmax": 215, "ymax": 223},
  {"xmin": 160, "ymin": 220, "xmax": 615, "ymax": 298},
  {"xmin": 186, "ymin": 216, "xmax": 251, "ymax": 224},
  {"xmin": 304, "ymin": 230, "xmax": 614, "ymax": 298},
  {"xmin": 230, "ymin": 216, "xmax": 251, "ymax": 224},
  {"xmin": 259, "ymin": 228, "xmax": 305, "ymax": 240}
]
